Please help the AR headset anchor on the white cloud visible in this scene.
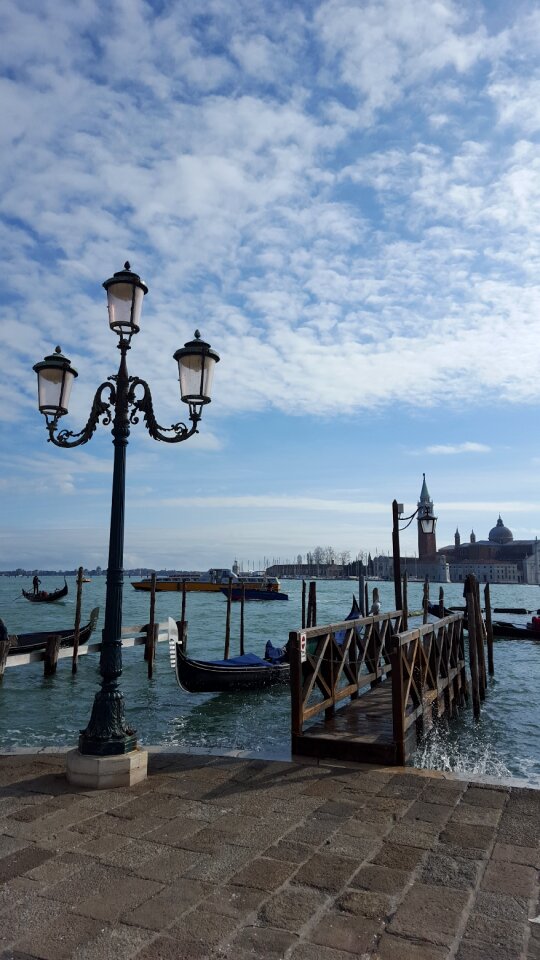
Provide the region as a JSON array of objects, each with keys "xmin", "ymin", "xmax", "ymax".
[{"xmin": 426, "ymin": 442, "xmax": 491, "ymax": 455}]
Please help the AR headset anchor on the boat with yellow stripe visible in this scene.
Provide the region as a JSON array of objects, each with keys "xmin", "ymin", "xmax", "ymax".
[{"xmin": 131, "ymin": 568, "xmax": 281, "ymax": 594}]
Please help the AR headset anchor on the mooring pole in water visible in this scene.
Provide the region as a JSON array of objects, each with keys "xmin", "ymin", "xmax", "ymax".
[
  {"xmin": 72, "ymin": 566, "xmax": 84, "ymax": 675},
  {"xmin": 301, "ymin": 580, "xmax": 306, "ymax": 629},
  {"xmin": 359, "ymin": 562, "xmax": 365, "ymax": 617},
  {"xmin": 307, "ymin": 581, "xmax": 317, "ymax": 628},
  {"xmin": 146, "ymin": 572, "xmax": 157, "ymax": 678},
  {"xmin": 438, "ymin": 586, "xmax": 444, "ymax": 618},
  {"xmin": 240, "ymin": 583, "xmax": 245, "ymax": 656},
  {"xmin": 484, "ymin": 582, "xmax": 494, "ymax": 676},
  {"xmin": 422, "ymin": 576, "xmax": 429, "ymax": 624},
  {"xmin": 465, "ymin": 575, "xmax": 481, "ymax": 719},
  {"xmin": 224, "ymin": 577, "xmax": 232, "ymax": 659},
  {"xmin": 473, "ymin": 578, "xmax": 487, "ymax": 699},
  {"xmin": 364, "ymin": 581, "xmax": 369, "ymax": 619},
  {"xmin": 402, "ymin": 572, "xmax": 408, "ymax": 630},
  {"xmin": 181, "ymin": 579, "xmax": 187, "ymax": 630}
]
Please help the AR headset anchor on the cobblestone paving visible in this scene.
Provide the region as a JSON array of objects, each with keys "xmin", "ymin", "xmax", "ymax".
[{"xmin": 0, "ymin": 752, "xmax": 538, "ymax": 959}]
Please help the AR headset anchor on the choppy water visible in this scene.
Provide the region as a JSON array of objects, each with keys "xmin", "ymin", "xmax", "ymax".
[{"xmin": 1, "ymin": 575, "xmax": 539, "ymax": 784}]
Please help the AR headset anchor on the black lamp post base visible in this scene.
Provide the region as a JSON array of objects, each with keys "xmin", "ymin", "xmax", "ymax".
[
  {"xmin": 78, "ymin": 684, "xmax": 137, "ymax": 756},
  {"xmin": 78, "ymin": 733, "xmax": 138, "ymax": 756}
]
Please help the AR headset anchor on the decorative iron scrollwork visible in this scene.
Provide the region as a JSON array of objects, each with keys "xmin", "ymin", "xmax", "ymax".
[
  {"xmin": 127, "ymin": 377, "xmax": 199, "ymax": 442},
  {"xmin": 46, "ymin": 382, "xmax": 115, "ymax": 448}
]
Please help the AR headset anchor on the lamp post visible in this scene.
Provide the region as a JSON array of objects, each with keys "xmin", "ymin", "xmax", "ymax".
[
  {"xmin": 392, "ymin": 500, "xmax": 436, "ymax": 611},
  {"xmin": 34, "ymin": 263, "xmax": 219, "ymax": 759}
]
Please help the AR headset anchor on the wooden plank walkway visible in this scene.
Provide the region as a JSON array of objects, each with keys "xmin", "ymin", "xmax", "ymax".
[
  {"xmin": 292, "ymin": 680, "xmax": 417, "ymax": 765},
  {"xmin": 289, "ymin": 610, "xmax": 468, "ymax": 766}
]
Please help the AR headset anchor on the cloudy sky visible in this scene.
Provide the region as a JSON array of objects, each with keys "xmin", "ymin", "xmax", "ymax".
[{"xmin": 1, "ymin": 0, "xmax": 540, "ymax": 571}]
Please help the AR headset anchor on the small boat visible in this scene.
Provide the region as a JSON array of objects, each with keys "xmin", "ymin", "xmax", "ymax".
[
  {"xmin": 174, "ymin": 596, "xmax": 362, "ymax": 694},
  {"xmin": 22, "ymin": 579, "xmax": 68, "ymax": 603},
  {"xmin": 175, "ymin": 648, "xmax": 290, "ymax": 693},
  {"xmin": 491, "ymin": 619, "xmax": 540, "ymax": 639},
  {"xmin": 82, "ymin": 577, "xmax": 91, "ymax": 583},
  {"xmin": 220, "ymin": 587, "xmax": 289, "ymax": 601},
  {"xmin": 7, "ymin": 607, "xmax": 100, "ymax": 654},
  {"xmin": 132, "ymin": 568, "xmax": 282, "ymax": 595}
]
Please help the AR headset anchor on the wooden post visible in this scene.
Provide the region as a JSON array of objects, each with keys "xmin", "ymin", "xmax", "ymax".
[
  {"xmin": 145, "ymin": 573, "xmax": 157, "ymax": 662},
  {"xmin": 181, "ymin": 580, "xmax": 187, "ymax": 636},
  {"xmin": 390, "ymin": 635, "xmax": 406, "ymax": 765},
  {"xmin": 464, "ymin": 576, "xmax": 480, "ymax": 718},
  {"xmin": 301, "ymin": 580, "xmax": 306, "ymax": 629},
  {"xmin": 176, "ymin": 619, "xmax": 188, "ymax": 652},
  {"xmin": 402, "ymin": 572, "xmax": 408, "ymax": 630},
  {"xmin": 484, "ymin": 583, "xmax": 495, "ymax": 676},
  {"xmin": 392, "ymin": 500, "xmax": 402, "ymax": 612},
  {"xmin": 0, "ymin": 639, "xmax": 11, "ymax": 681},
  {"xmin": 72, "ymin": 566, "xmax": 84, "ymax": 674},
  {"xmin": 422, "ymin": 577, "xmax": 429, "ymax": 624},
  {"xmin": 438, "ymin": 586, "xmax": 444, "ymax": 618},
  {"xmin": 44, "ymin": 635, "xmax": 60, "ymax": 677},
  {"xmin": 359, "ymin": 563, "xmax": 366, "ymax": 617},
  {"xmin": 146, "ymin": 623, "xmax": 158, "ymax": 679},
  {"xmin": 364, "ymin": 581, "xmax": 369, "ymax": 620},
  {"xmin": 224, "ymin": 577, "xmax": 232, "ymax": 659},
  {"xmin": 474, "ymin": 578, "xmax": 487, "ymax": 698},
  {"xmin": 240, "ymin": 583, "xmax": 245, "ymax": 656},
  {"xmin": 307, "ymin": 582, "xmax": 317, "ymax": 627},
  {"xmin": 289, "ymin": 632, "xmax": 303, "ymax": 740}
]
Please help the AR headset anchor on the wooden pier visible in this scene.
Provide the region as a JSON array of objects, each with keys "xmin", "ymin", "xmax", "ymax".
[{"xmin": 289, "ymin": 607, "xmax": 469, "ymax": 765}]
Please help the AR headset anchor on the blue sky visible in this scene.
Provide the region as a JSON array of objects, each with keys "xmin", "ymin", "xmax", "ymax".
[{"xmin": 1, "ymin": 0, "xmax": 540, "ymax": 571}]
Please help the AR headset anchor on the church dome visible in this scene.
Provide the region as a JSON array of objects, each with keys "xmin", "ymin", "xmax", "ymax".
[{"xmin": 488, "ymin": 516, "xmax": 513, "ymax": 544}]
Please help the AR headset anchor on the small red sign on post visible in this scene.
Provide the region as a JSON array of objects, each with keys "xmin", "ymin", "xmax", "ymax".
[{"xmin": 300, "ymin": 632, "xmax": 307, "ymax": 663}]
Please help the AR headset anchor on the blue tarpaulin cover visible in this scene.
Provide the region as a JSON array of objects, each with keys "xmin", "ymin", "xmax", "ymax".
[{"xmin": 206, "ymin": 653, "xmax": 272, "ymax": 668}]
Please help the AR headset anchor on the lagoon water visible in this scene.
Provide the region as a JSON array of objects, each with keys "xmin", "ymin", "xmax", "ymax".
[{"xmin": 1, "ymin": 575, "xmax": 539, "ymax": 785}]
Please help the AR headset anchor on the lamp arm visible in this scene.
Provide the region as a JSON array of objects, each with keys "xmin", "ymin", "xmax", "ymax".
[
  {"xmin": 45, "ymin": 382, "xmax": 115, "ymax": 448},
  {"xmin": 127, "ymin": 377, "xmax": 199, "ymax": 443},
  {"xmin": 399, "ymin": 507, "xmax": 419, "ymax": 532}
]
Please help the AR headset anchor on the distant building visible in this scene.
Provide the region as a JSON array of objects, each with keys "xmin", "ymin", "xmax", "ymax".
[
  {"xmin": 373, "ymin": 476, "xmax": 540, "ymax": 585},
  {"xmin": 438, "ymin": 516, "xmax": 540, "ymax": 584}
]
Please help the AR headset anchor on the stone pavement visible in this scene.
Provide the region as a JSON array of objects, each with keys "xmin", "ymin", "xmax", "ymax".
[{"xmin": 0, "ymin": 750, "xmax": 539, "ymax": 960}]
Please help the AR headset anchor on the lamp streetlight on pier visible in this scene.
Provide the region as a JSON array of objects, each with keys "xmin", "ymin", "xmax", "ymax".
[
  {"xmin": 33, "ymin": 263, "xmax": 219, "ymax": 763},
  {"xmin": 392, "ymin": 500, "xmax": 436, "ymax": 611}
]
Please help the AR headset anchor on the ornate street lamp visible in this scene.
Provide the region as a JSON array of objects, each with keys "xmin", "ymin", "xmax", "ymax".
[{"xmin": 34, "ymin": 263, "xmax": 219, "ymax": 760}]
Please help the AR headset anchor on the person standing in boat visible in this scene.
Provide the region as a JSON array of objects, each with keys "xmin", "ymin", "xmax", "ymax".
[{"xmin": 32, "ymin": 575, "xmax": 41, "ymax": 596}]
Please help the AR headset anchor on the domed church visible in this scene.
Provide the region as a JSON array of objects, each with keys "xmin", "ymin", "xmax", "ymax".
[{"xmin": 439, "ymin": 510, "xmax": 540, "ymax": 584}]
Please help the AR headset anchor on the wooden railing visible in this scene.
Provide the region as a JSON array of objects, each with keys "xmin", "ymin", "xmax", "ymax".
[
  {"xmin": 289, "ymin": 610, "xmax": 404, "ymax": 737},
  {"xmin": 390, "ymin": 612, "xmax": 466, "ymax": 763}
]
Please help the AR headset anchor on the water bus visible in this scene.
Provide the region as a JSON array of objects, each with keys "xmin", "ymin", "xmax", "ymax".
[{"xmin": 131, "ymin": 568, "xmax": 281, "ymax": 594}]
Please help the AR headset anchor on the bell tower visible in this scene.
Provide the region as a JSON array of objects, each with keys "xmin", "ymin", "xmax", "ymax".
[{"xmin": 418, "ymin": 474, "xmax": 437, "ymax": 558}]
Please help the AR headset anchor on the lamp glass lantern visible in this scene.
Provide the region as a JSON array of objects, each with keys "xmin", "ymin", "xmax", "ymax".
[
  {"xmin": 174, "ymin": 330, "xmax": 220, "ymax": 415},
  {"xmin": 33, "ymin": 347, "xmax": 78, "ymax": 418},
  {"xmin": 102, "ymin": 262, "xmax": 148, "ymax": 338},
  {"xmin": 420, "ymin": 516, "xmax": 436, "ymax": 534}
]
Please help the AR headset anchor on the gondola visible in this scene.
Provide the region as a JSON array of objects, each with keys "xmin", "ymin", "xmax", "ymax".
[
  {"xmin": 175, "ymin": 647, "xmax": 290, "ymax": 693},
  {"xmin": 7, "ymin": 607, "xmax": 100, "ymax": 654},
  {"xmin": 22, "ymin": 579, "xmax": 68, "ymax": 603},
  {"xmin": 427, "ymin": 602, "xmax": 540, "ymax": 640},
  {"xmin": 174, "ymin": 596, "xmax": 362, "ymax": 694}
]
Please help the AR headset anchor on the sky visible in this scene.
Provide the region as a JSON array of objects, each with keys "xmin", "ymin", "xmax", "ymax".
[{"xmin": 1, "ymin": 0, "xmax": 540, "ymax": 571}]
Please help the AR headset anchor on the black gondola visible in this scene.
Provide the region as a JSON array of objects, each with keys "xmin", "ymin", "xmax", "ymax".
[
  {"xmin": 22, "ymin": 579, "xmax": 68, "ymax": 603},
  {"xmin": 8, "ymin": 607, "xmax": 100, "ymax": 654},
  {"xmin": 175, "ymin": 647, "xmax": 290, "ymax": 693},
  {"xmin": 174, "ymin": 596, "xmax": 362, "ymax": 694}
]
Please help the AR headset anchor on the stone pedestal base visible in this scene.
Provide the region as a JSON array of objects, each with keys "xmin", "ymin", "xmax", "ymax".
[{"xmin": 66, "ymin": 747, "xmax": 148, "ymax": 790}]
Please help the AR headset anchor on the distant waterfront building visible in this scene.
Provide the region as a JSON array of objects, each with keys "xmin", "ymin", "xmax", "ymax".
[
  {"xmin": 373, "ymin": 477, "xmax": 540, "ymax": 585},
  {"xmin": 438, "ymin": 516, "xmax": 540, "ymax": 584}
]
